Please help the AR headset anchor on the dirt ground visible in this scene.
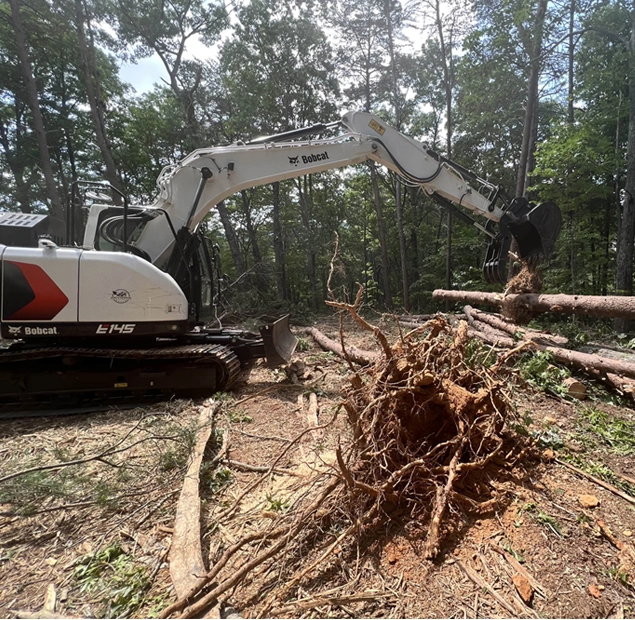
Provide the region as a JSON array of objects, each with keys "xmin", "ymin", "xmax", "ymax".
[{"xmin": 1, "ymin": 314, "xmax": 635, "ymax": 618}]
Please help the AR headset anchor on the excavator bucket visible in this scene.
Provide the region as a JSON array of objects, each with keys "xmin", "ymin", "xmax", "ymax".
[
  {"xmin": 483, "ymin": 199, "xmax": 562, "ymax": 285},
  {"xmin": 259, "ymin": 315, "xmax": 298, "ymax": 367}
]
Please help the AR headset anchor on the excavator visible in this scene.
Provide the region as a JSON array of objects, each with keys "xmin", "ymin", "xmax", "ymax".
[{"xmin": 0, "ymin": 111, "xmax": 561, "ymax": 412}]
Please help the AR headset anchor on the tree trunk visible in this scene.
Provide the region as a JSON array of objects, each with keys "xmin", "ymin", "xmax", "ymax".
[
  {"xmin": 433, "ymin": 288, "xmax": 635, "ymax": 319},
  {"xmin": 384, "ymin": 0, "xmax": 408, "ymax": 311},
  {"xmin": 515, "ymin": 0, "xmax": 548, "ymax": 197},
  {"xmin": 370, "ymin": 164, "xmax": 392, "ymax": 309},
  {"xmin": 216, "ymin": 200, "xmax": 245, "ymax": 275},
  {"xmin": 296, "ymin": 178, "xmax": 319, "ymax": 310},
  {"xmin": 568, "ymin": 0, "xmax": 576, "ymax": 124},
  {"xmin": 74, "ymin": 0, "xmax": 120, "ymax": 194},
  {"xmin": 240, "ymin": 190, "xmax": 262, "ymax": 264},
  {"xmin": 271, "ymin": 182, "xmax": 287, "ymax": 300},
  {"xmin": 615, "ymin": 5, "xmax": 635, "ymax": 333},
  {"xmin": 467, "ymin": 306, "xmax": 569, "ymax": 345},
  {"xmin": 304, "ymin": 327, "xmax": 377, "ymax": 365},
  {"xmin": 0, "ymin": 119, "xmax": 30, "ymax": 213},
  {"xmin": 7, "ymin": 0, "xmax": 64, "ymax": 237},
  {"xmin": 395, "ymin": 181, "xmax": 409, "ymax": 310}
]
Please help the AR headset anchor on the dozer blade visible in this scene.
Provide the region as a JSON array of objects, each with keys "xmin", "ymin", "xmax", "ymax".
[
  {"xmin": 259, "ymin": 314, "xmax": 298, "ymax": 367},
  {"xmin": 483, "ymin": 198, "xmax": 561, "ymax": 285}
]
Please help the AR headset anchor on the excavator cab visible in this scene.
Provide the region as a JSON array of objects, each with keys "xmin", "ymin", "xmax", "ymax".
[{"xmin": 483, "ymin": 197, "xmax": 562, "ymax": 284}]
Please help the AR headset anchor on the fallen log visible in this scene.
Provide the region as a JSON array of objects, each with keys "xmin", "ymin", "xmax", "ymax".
[
  {"xmin": 469, "ymin": 307, "xmax": 568, "ymax": 346},
  {"xmin": 304, "ymin": 326, "xmax": 377, "ymax": 365},
  {"xmin": 463, "ymin": 306, "xmax": 515, "ymax": 348},
  {"xmin": 433, "ymin": 289, "xmax": 635, "ymax": 319},
  {"xmin": 397, "ymin": 313, "xmax": 435, "ymax": 323},
  {"xmin": 170, "ymin": 400, "xmax": 220, "ymax": 599}
]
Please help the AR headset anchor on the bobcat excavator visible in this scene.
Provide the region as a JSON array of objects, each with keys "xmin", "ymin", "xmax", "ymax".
[{"xmin": 0, "ymin": 111, "xmax": 561, "ymax": 413}]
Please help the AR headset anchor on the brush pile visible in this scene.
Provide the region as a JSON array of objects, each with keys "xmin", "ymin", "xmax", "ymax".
[{"xmin": 330, "ymin": 292, "xmax": 527, "ymax": 560}]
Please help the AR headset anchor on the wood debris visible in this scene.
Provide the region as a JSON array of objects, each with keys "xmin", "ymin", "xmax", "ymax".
[{"xmin": 169, "ymin": 400, "xmax": 219, "ymax": 598}]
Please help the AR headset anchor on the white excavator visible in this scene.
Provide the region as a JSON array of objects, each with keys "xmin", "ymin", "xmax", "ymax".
[{"xmin": 0, "ymin": 111, "xmax": 561, "ymax": 412}]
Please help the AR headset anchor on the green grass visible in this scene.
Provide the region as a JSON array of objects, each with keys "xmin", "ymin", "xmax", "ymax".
[
  {"xmin": 227, "ymin": 408, "xmax": 253, "ymax": 424},
  {"xmin": 464, "ymin": 338, "xmax": 498, "ymax": 370},
  {"xmin": 520, "ymin": 502, "xmax": 564, "ymax": 537},
  {"xmin": 265, "ymin": 492, "xmax": 289, "ymax": 513},
  {"xmin": 295, "ymin": 337, "xmax": 311, "ymax": 352}
]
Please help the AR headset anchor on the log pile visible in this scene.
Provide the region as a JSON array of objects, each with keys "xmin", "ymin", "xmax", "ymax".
[{"xmin": 403, "ymin": 303, "xmax": 635, "ymax": 400}]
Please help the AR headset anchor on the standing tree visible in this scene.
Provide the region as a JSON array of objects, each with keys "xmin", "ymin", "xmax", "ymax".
[
  {"xmin": 5, "ymin": 0, "xmax": 64, "ymax": 236},
  {"xmin": 331, "ymin": 0, "xmax": 396, "ymax": 308},
  {"xmin": 218, "ymin": 0, "xmax": 339, "ymax": 301}
]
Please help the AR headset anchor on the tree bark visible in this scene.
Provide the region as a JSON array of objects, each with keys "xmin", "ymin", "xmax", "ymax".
[
  {"xmin": 240, "ymin": 190, "xmax": 262, "ymax": 264},
  {"xmin": 272, "ymin": 182, "xmax": 288, "ymax": 300},
  {"xmin": 216, "ymin": 200, "xmax": 245, "ymax": 276},
  {"xmin": 384, "ymin": 0, "xmax": 409, "ymax": 311},
  {"xmin": 467, "ymin": 306, "xmax": 569, "ymax": 345},
  {"xmin": 615, "ymin": 3, "xmax": 635, "ymax": 332},
  {"xmin": 433, "ymin": 289, "xmax": 635, "ymax": 318},
  {"xmin": 304, "ymin": 327, "xmax": 377, "ymax": 365},
  {"xmin": 296, "ymin": 178, "xmax": 319, "ymax": 310},
  {"xmin": 370, "ymin": 163, "xmax": 392, "ymax": 309},
  {"xmin": 7, "ymin": 0, "xmax": 64, "ymax": 237},
  {"xmin": 515, "ymin": 0, "xmax": 548, "ymax": 197}
]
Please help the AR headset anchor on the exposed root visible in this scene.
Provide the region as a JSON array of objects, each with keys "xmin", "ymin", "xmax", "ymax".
[
  {"xmin": 333, "ymin": 309, "xmax": 519, "ymax": 564},
  {"xmin": 503, "ymin": 261, "xmax": 543, "ymax": 324}
]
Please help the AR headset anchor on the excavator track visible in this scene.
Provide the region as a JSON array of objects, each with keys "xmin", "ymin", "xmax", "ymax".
[{"xmin": 0, "ymin": 343, "xmax": 241, "ymax": 418}]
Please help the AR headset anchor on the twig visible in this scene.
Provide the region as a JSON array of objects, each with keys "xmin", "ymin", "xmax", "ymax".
[
  {"xmin": 457, "ymin": 560, "xmax": 518, "ymax": 617},
  {"xmin": 0, "ymin": 419, "xmax": 184, "ymax": 484},
  {"xmin": 490, "ymin": 544, "xmax": 549, "ymax": 598},
  {"xmin": 218, "ymin": 410, "xmax": 340, "ymax": 521},
  {"xmin": 555, "ymin": 458, "xmax": 635, "ymax": 506},
  {"xmin": 177, "ymin": 478, "xmax": 341, "ymax": 619},
  {"xmin": 224, "ymin": 459, "xmax": 298, "ymax": 476},
  {"xmin": 234, "ymin": 429, "xmax": 291, "ymax": 443},
  {"xmin": 269, "ymin": 591, "xmax": 393, "ymax": 616},
  {"xmin": 231, "ymin": 383, "xmax": 304, "ymax": 407},
  {"xmin": 158, "ymin": 526, "xmax": 290, "ymax": 618}
]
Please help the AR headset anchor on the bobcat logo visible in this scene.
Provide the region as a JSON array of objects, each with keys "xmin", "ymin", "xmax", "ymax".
[
  {"xmin": 7, "ymin": 325, "xmax": 22, "ymax": 335},
  {"xmin": 288, "ymin": 156, "xmax": 299, "ymax": 166},
  {"xmin": 111, "ymin": 289, "xmax": 131, "ymax": 304}
]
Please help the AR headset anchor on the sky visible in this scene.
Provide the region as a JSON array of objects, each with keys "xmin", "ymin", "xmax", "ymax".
[{"xmin": 119, "ymin": 56, "xmax": 167, "ymax": 94}]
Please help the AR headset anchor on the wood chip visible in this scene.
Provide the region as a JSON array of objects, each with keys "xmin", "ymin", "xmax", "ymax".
[{"xmin": 589, "ymin": 584, "xmax": 602, "ymax": 598}]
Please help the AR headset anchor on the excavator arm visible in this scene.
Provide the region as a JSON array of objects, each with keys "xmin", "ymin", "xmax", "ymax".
[{"xmin": 84, "ymin": 111, "xmax": 561, "ymax": 285}]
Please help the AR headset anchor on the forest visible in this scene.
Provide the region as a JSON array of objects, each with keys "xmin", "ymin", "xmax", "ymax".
[{"xmin": 1, "ymin": 0, "xmax": 633, "ymax": 317}]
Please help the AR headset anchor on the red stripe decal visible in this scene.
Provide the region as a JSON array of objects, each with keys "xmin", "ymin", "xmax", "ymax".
[{"xmin": 7, "ymin": 261, "xmax": 69, "ymax": 320}]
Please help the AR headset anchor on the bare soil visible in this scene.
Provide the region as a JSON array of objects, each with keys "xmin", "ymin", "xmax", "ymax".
[{"xmin": 1, "ymin": 314, "xmax": 635, "ymax": 618}]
